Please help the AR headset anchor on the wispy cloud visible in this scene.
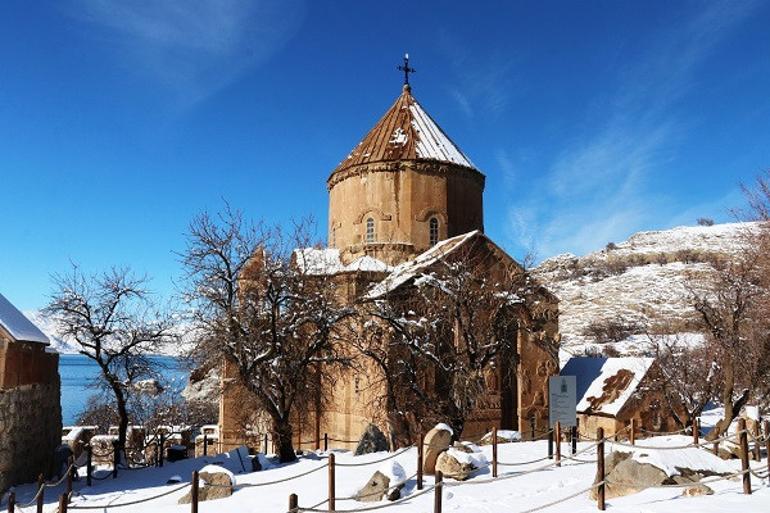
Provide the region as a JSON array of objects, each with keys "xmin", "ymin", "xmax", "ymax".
[
  {"xmin": 67, "ymin": 0, "xmax": 305, "ymax": 102},
  {"xmin": 506, "ymin": 1, "xmax": 758, "ymax": 260}
]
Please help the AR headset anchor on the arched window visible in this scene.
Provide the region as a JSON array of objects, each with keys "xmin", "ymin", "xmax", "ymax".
[
  {"xmin": 429, "ymin": 217, "xmax": 439, "ymax": 246},
  {"xmin": 365, "ymin": 218, "xmax": 375, "ymax": 243}
]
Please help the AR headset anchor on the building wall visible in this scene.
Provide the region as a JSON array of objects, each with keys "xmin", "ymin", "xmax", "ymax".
[
  {"xmin": 0, "ymin": 341, "xmax": 61, "ymax": 493},
  {"xmin": 327, "ymin": 161, "xmax": 484, "ymax": 266}
]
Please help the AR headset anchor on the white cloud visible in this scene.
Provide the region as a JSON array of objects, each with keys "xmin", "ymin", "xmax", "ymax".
[
  {"xmin": 68, "ymin": 0, "xmax": 305, "ymax": 102},
  {"xmin": 506, "ymin": 1, "xmax": 758, "ymax": 260}
]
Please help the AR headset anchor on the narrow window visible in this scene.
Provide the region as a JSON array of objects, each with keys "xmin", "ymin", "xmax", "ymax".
[
  {"xmin": 429, "ymin": 217, "xmax": 439, "ymax": 246},
  {"xmin": 365, "ymin": 218, "xmax": 375, "ymax": 243}
]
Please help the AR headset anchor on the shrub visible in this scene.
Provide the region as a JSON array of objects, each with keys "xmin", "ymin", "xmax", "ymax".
[
  {"xmin": 697, "ymin": 217, "xmax": 715, "ymax": 227},
  {"xmin": 582, "ymin": 319, "xmax": 641, "ymax": 344}
]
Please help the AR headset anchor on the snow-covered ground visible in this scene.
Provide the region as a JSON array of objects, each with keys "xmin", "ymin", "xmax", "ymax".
[{"xmin": 4, "ymin": 435, "xmax": 768, "ymax": 513}]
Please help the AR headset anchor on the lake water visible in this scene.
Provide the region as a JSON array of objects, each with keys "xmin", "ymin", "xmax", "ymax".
[{"xmin": 59, "ymin": 354, "xmax": 189, "ymax": 425}]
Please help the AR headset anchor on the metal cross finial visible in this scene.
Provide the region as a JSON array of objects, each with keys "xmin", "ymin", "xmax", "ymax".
[{"xmin": 397, "ymin": 53, "xmax": 416, "ymax": 86}]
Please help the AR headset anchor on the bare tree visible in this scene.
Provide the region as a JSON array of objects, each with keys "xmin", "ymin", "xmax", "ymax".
[
  {"xmin": 362, "ymin": 243, "xmax": 558, "ymax": 438},
  {"xmin": 180, "ymin": 208, "xmax": 354, "ymax": 462},
  {"xmin": 45, "ymin": 266, "xmax": 174, "ymax": 451}
]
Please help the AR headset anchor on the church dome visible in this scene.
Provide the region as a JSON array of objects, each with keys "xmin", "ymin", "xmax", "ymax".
[{"xmin": 328, "ymin": 82, "xmax": 485, "ymax": 266}]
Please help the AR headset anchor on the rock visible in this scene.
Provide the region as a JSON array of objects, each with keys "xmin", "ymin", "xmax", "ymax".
[
  {"xmin": 435, "ymin": 451, "xmax": 474, "ymax": 481},
  {"xmin": 590, "ymin": 452, "xmax": 668, "ymax": 500},
  {"xmin": 386, "ymin": 484, "xmax": 404, "ymax": 501},
  {"xmin": 478, "ymin": 430, "xmax": 521, "ymax": 445},
  {"xmin": 355, "ymin": 424, "xmax": 389, "ymax": 456},
  {"xmin": 451, "ymin": 442, "xmax": 474, "ymax": 453},
  {"xmin": 356, "ymin": 471, "xmax": 390, "ymax": 502},
  {"xmin": 167, "ymin": 475, "xmax": 182, "ymax": 484},
  {"xmin": 682, "ymin": 484, "xmax": 714, "ymax": 497},
  {"xmin": 251, "ymin": 455, "xmax": 262, "ymax": 472},
  {"xmin": 178, "ymin": 466, "xmax": 235, "ymax": 504},
  {"xmin": 423, "ymin": 425, "xmax": 453, "ymax": 475},
  {"xmin": 167, "ymin": 445, "xmax": 187, "ymax": 462}
]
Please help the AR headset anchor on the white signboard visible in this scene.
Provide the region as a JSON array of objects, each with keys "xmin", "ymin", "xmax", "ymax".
[{"xmin": 549, "ymin": 375, "xmax": 577, "ymax": 428}]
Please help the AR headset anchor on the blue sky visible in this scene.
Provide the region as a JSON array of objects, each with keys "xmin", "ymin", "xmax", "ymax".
[{"xmin": 2, "ymin": 0, "xmax": 770, "ymax": 310}]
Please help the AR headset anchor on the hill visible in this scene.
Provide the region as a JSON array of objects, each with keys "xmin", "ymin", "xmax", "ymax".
[{"xmin": 534, "ymin": 222, "xmax": 756, "ymax": 360}]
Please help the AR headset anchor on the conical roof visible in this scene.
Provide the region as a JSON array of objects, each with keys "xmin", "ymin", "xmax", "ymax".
[{"xmin": 332, "ymin": 85, "xmax": 477, "ymax": 175}]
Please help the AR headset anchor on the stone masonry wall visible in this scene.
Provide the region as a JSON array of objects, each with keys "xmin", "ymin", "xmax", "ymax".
[{"xmin": 0, "ymin": 379, "xmax": 62, "ymax": 493}]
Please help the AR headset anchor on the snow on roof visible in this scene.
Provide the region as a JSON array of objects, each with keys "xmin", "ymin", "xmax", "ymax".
[
  {"xmin": 0, "ymin": 291, "xmax": 49, "ymax": 344},
  {"xmin": 366, "ymin": 230, "xmax": 480, "ymax": 298},
  {"xmin": 343, "ymin": 255, "xmax": 392, "ymax": 273},
  {"xmin": 332, "ymin": 86, "xmax": 477, "ymax": 175},
  {"xmin": 293, "ymin": 248, "xmax": 343, "ymax": 275},
  {"xmin": 563, "ymin": 356, "xmax": 654, "ymax": 416}
]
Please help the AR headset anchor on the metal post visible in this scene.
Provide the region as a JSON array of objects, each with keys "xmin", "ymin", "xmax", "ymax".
[
  {"xmin": 765, "ymin": 420, "xmax": 770, "ymax": 478},
  {"xmin": 86, "ymin": 446, "xmax": 93, "ymax": 487},
  {"xmin": 530, "ymin": 415, "xmax": 535, "ymax": 440},
  {"xmin": 571, "ymin": 425, "xmax": 577, "ymax": 455},
  {"xmin": 548, "ymin": 429, "xmax": 553, "ymax": 459},
  {"xmin": 36, "ymin": 474, "xmax": 44, "ymax": 513},
  {"xmin": 202, "ymin": 434, "xmax": 207, "ymax": 456},
  {"xmin": 7, "ymin": 491, "xmax": 15, "ymax": 513},
  {"xmin": 630, "ymin": 418, "xmax": 636, "ymax": 445},
  {"xmin": 159, "ymin": 434, "xmax": 165, "ymax": 467},
  {"xmin": 328, "ymin": 453, "xmax": 336, "ymax": 511},
  {"xmin": 66, "ymin": 456, "xmax": 73, "ymax": 500},
  {"xmin": 555, "ymin": 422, "xmax": 562, "ymax": 467},
  {"xmin": 288, "ymin": 493, "xmax": 298, "ymax": 513},
  {"xmin": 738, "ymin": 418, "xmax": 751, "ymax": 495},
  {"xmin": 492, "ymin": 427, "xmax": 498, "ymax": 477},
  {"xmin": 324, "ymin": 433, "xmax": 328, "ymax": 452},
  {"xmin": 264, "ymin": 433, "xmax": 269, "ymax": 454},
  {"xmin": 434, "ymin": 471, "xmax": 443, "ymax": 513},
  {"xmin": 191, "ymin": 470, "xmax": 199, "ymax": 513},
  {"xmin": 417, "ymin": 431, "xmax": 424, "ymax": 490},
  {"xmin": 112, "ymin": 441, "xmax": 119, "ymax": 479},
  {"xmin": 58, "ymin": 493, "xmax": 67, "ymax": 513},
  {"xmin": 597, "ymin": 427, "xmax": 605, "ymax": 511}
]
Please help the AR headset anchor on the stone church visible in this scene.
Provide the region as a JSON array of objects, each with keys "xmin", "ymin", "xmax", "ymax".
[{"xmin": 218, "ymin": 79, "xmax": 559, "ymax": 451}]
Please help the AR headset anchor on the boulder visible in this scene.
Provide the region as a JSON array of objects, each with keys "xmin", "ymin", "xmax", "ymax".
[
  {"xmin": 178, "ymin": 466, "xmax": 235, "ymax": 504},
  {"xmin": 356, "ymin": 471, "xmax": 390, "ymax": 502},
  {"xmin": 355, "ymin": 424, "xmax": 389, "ymax": 456},
  {"xmin": 591, "ymin": 452, "xmax": 668, "ymax": 500},
  {"xmin": 435, "ymin": 450, "xmax": 474, "ymax": 481},
  {"xmin": 423, "ymin": 425, "xmax": 453, "ymax": 475},
  {"xmin": 682, "ymin": 484, "xmax": 714, "ymax": 497}
]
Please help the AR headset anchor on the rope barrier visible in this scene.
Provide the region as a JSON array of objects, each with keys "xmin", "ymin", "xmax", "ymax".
[
  {"xmin": 68, "ymin": 482, "xmax": 191, "ymax": 509},
  {"xmin": 297, "ymin": 484, "xmax": 437, "ymax": 512},
  {"xmin": 336, "ymin": 447, "xmax": 412, "ymax": 467},
  {"xmin": 514, "ymin": 481, "xmax": 604, "ymax": 513}
]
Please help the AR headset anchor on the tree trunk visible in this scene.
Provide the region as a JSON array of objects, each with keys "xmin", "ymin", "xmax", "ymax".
[
  {"xmin": 706, "ymin": 358, "xmax": 749, "ymax": 441},
  {"xmin": 273, "ymin": 417, "xmax": 297, "ymax": 463},
  {"xmin": 113, "ymin": 386, "xmax": 129, "ymax": 465}
]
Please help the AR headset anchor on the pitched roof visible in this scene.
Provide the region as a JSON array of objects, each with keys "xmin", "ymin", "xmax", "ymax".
[
  {"xmin": 332, "ymin": 85, "xmax": 476, "ymax": 175},
  {"xmin": 0, "ymin": 292, "xmax": 50, "ymax": 345},
  {"xmin": 561, "ymin": 356, "xmax": 654, "ymax": 416}
]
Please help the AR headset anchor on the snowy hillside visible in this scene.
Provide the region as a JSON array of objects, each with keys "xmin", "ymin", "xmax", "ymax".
[
  {"xmin": 535, "ymin": 222, "xmax": 757, "ymax": 359},
  {"xmin": 24, "ymin": 310, "xmax": 80, "ymax": 354}
]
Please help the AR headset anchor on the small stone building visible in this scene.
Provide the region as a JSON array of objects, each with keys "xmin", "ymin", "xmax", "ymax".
[
  {"xmin": 561, "ymin": 356, "xmax": 681, "ymax": 439},
  {"xmin": 0, "ymin": 292, "xmax": 61, "ymax": 492},
  {"xmin": 218, "ymin": 80, "xmax": 560, "ymax": 451}
]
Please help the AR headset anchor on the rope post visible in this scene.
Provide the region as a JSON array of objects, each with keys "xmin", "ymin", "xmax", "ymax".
[
  {"xmin": 555, "ymin": 421, "xmax": 561, "ymax": 467},
  {"xmin": 738, "ymin": 418, "xmax": 751, "ymax": 495},
  {"xmin": 597, "ymin": 427, "xmax": 605, "ymax": 511},
  {"xmin": 752, "ymin": 422, "xmax": 761, "ymax": 462},
  {"xmin": 288, "ymin": 493, "xmax": 298, "ymax": 513},
  {"xmin": 328, "ymin": 452, "xmax": 336, "ymax": 511},
  {"xmin": 159, "ymin": 433, "xmax": 165, "ymax": 467},
  {"xmin": 191, "ymin": 470, "xmax": 199, "ymax": 513},
  {"xmin": 7, "ymin": 491, "xmax": 15, "ymax": 513},
  {"xmin": 692, "ymin": 417, "xmax": 699, "ymax": 446},
  {"xmin": 324, "ymin": 433, "xmax": 328, "ymax": 452},
  {"xmin": 112, "ymin": 441, "xmax": 119, "ymax": 479},
  {"xmin": 417, "ymin": 431, "xmax": 424, "ymax": 490},
  {"xmin": 86, "ymin": 445, "xmax": 93, "ymax": 487},
  {"xmin": 434, "ymin": 470, "xmax": 443, "ymax": 513},
  {"xmin": 530, "ymin": 415, "xmax": 535, "ymax": 440},
  {"xmin": 629, "ymin": 418, "xmax": 636, "ymax": 445},
  {"xmin": 36, "ymin": 473, "xmax": 44, "ymax": 513},
  {"xmin": 571, "ymin": 425, "xmax": 577, "ymax": 455},
  {"xmin": 202, "ymin": 434, "xmax": 207, "ymax": 456},
  {"xmin": 492, "ymin": 427, "xmax": 498, "ymax": 478},
  {"xmin": 547, "ymin": 428, "xmax": 553, "ymax": 459},
  {"xmin": 264, "ymin": 433, "xmax": 269, "ymax": 454},
  {"xmin": 764, "ymin": 420, "xmax": 770, "ymax": 478},
  {"xmin": 58, "ymin": 493, "xmax": 68, "ymax": 513},
  {"xmin": 713, "ymin": 440, "xmax": 719, "ymax": 456}
]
